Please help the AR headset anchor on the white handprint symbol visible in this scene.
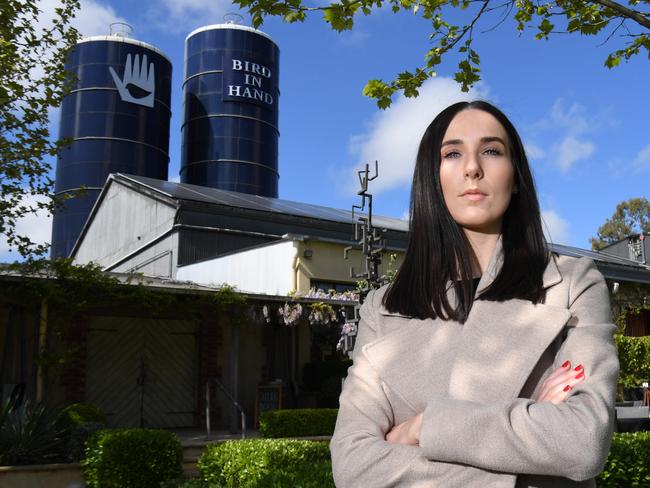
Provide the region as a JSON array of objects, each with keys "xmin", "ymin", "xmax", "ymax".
[{"xmin": 109, "ymin": 53, "xmax": 155, "ymax": 108}]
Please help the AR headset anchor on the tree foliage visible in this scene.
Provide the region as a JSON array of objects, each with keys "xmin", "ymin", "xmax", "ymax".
[
  {"xmin": 590, "ymin": 197, "xmax": 650, "ymax": 250},
  {"xmin": 0, "ymin": 0, "xmax": 80, "ymax": 258},
  {"xmin": 233, "ymin": 0, "xmax": 650, "ymax": 108}
]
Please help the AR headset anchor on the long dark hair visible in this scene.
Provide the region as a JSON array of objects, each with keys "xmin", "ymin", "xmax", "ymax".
[{"xmin": 382, "ymin": 100, "xmax": 548, "ymax": 323}]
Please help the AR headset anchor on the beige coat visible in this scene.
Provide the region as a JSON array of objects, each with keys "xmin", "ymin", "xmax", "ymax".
[{"xmin": 330, "ymin": 237, "xmax": 620, "ymax": 487}]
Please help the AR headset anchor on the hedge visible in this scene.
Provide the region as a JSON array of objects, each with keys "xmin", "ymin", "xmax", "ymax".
[
  {"xmin": 615, "ymin": 335, "xmax": 650, "ymax": 390},
  {"xmin": 60, "ymin": 402, "xmax": 107, "ymax": 428},
  {"xmin": 597, "ymin": 431, "xmax": 650, "ymax": 487},
  {"xmin": 59, "ymin": 402, "xmax": 107, "ymax": 462},
  {"xmin": 259, "ymin": 408, "xmax": 338, "ymax": 438},
  {"xmin": 193, "ymin": 430, "xmax": 650, "ymax": 487},
  {"xmin": 197, "ymin": 438, "xmax": 334, "ymax": 488},
  {"xmin": 83, "ymin": 428, "xmax": 182, "ymax": 487}
]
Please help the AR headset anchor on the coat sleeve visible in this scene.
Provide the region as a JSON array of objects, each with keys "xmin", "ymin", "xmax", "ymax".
[
  {"xmin": 330, "ymin": 289, "xmax": 514, "ymax": 488},
  {"xmin": 418, "ymin": 257, "xmax": 620, "ymax": 482}
]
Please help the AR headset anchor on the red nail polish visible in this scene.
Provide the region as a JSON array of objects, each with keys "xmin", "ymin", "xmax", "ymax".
[
  {"xmin": 575, "ymin": 372, "xmax": 584, "ymax": 380},
  {"xmin": 561, "ymin": 361, "xmax": 570, "ymax": 368},
  {"xmin": 574, "ymin": 364, "xmax": 583, "ymax": 372},
  {"xmin": 563, "ymin": 385, "xmax": 571, "ymax": 392}
]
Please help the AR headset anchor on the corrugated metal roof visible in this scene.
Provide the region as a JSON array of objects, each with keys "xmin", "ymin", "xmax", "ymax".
[
  {"xmin": 112, "ymin": 174, "xmax": 650, "ymax": 282},
  {"xmin": 550, "ymin": 242, "xmax": 645, "ymax": 267},
  {"xmin": 549, "ymin": 242, "xmax": 650, "ymax": 283},
  {"xmin": 117, "ymin": 173, "xmax": 409, "ymax": 232}
]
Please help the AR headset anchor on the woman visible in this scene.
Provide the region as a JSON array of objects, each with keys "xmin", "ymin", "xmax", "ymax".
[{"xmin": 330, "ymin": 100, "xmax": 619, "ymax": 487}]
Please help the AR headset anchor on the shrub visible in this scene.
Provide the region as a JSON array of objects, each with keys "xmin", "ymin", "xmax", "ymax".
[
  {"xmin": 615, "ymin": 335, "xmax": 650, "ymax": 391},
  {"xmin": 259, "ymin": 408, "xmax": 338, "ymax": 438},
  {"xmin": 161, "ymin": 476, "xmax": 210, "ymax": 488},
  {"xmin": 0, "ymin": 399, "xmax": 69, "ymax": 466},
  {"xmin": 597, "ymin": 431, "xmax": 650, "ymax": 487},
  {"xmin": 60, "ymin": 402, "xmax": 107, "ymax": 428},
  {"xmin": 83, "ymin": 428, "xmax": 182, "ymax": 488},
  {"xmin": 66, "ymin": 421, "xmax": 105, "ymax": 462},
  {"xmin": 197, "ymin": 438, "xmax": 334, "ymax": 488},
  {"xmin": 59, "ymin": 402, "xmax": 107, "ymax": 462}
]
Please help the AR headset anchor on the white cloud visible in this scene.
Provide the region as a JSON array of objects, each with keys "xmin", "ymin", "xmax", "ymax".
[
  {"xmin": 38, "ymin": 0, "xmax": 128, "ymax": 38},
  {"xmin": 169, "ymin": 174, "xmax": 181, "ymax": 183},
  {"xmin": 548, "ymin": 99, "xmax": 590, "ymax": 134},
  {"xmin": 339, "ymin": 77, "xmax": 490, "ymax": 196},
  {"xmin": 541, "ymin": 209, "xmax": 570, "ymax": 245},
  {"xmin": 75, "ymin": 0, "xmax": 129, "ymax": 37},
  {"xmin": 0, "ymin": 194, "xmax": 53, "ymax": 263},
  {"xmin": 553, "ymin": 136, "xmax": 595, "ymax": 173},
  {"xmin": 147, "ymin": 0, "xmax": 244, "ymax": 34},
  {"xmin": 532, "ymin": 99, "xmax": 597, "ymax": 173},
  {"xmin": 633, "ymin": 144, "xmax": 650, "ymax": 171},
  {"xmin": 524, "ymin": 143, "xmax": 545, "ymax": 160}
]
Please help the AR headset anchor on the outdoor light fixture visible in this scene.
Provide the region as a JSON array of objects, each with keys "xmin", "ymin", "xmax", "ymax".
[{"xmin": 303, "ymin": 249, "xmax": 313, "ymax": 258}]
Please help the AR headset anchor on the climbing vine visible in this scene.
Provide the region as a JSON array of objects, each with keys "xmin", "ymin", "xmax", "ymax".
[
  {"xmin": 1, "ymin": 259, "xmax": 259, "ymax": 377},
  {"xmin": 210, "ymin": 283, "xmax": 251, "ymax": 328}
]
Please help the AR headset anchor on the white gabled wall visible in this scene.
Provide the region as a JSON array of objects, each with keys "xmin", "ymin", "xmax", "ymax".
[
  {"xmin": 74, "ymin": 182, "xmax": 176, "ymax": 268},
  {"xmin": 176, "ymin": 240, "xmax": 298, "ymax": 295},
  {"xmin": 110, "ymin": 233, "xmax": 178, "ymax": 278}
]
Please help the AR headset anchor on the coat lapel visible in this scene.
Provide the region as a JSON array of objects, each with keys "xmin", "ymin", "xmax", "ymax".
[
  {"xmin": 447, "ymin": 299, "xmax": 570, "ymax": 404},
  {"xmin": 449, "ymin": 237, "xmax": 568, "ymax": 403},
  {"xmin": 362, "ymin": 236, "xmax": 570, "ymax": 411},
  {"xmin": 362, "ymin": 316, "xmax": 459, "ymax": 413}
]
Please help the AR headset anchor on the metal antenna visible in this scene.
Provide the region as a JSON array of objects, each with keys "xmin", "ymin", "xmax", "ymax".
[{"xmin": 341, "ymin": 160, "xmax": 387, "ymax": 357}]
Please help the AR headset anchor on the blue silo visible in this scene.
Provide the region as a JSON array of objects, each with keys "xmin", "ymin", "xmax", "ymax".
[
  {"xmin": 51, "ymin": 26, "xmax": 172, "ymax": 258},
  {"xmin": 181, "ymin": 23, "xmax": 280, "ymax": 197}
]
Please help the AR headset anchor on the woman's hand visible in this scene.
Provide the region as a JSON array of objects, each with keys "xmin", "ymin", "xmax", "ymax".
[
  {"xmin": 385, "ymin": 412, "xmax": 423, "ymax": 445},
  {"xmin": 533, "ymin": 360, "xmax": 586, "ymax": 404}
]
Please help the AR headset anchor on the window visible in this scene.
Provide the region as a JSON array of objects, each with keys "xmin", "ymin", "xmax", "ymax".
[{"xmin": 309, "ymin": 280, "xmax": 357, "ymax": 294}]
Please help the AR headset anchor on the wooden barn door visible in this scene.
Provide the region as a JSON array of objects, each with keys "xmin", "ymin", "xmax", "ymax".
[{"xmin": 86, "ymin": 317, "xmax": 197, "ymax": 428}]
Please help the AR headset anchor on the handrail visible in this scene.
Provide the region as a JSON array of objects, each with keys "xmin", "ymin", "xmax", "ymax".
[{"xmin": 205, "ymin": 377, "xmax": 246, "ymax": 439}]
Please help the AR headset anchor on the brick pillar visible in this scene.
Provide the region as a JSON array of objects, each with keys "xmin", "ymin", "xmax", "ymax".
[{"xmin": 60, "ymin": 315, "xmax": 89, "ymax": 405}]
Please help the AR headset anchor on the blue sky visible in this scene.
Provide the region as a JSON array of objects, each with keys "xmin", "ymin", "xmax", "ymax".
[{"xmin": 1, "ymin": 0, "xmax": 648, "ymax": 261}]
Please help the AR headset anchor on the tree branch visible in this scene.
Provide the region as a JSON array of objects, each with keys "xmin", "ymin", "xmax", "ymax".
[
  {"xmin": 597, "ymin": 17, "xmax": 626, "ymax": 45},
  {"xmin": 446, "ymin": 0, "xmax": 491, "ymax": 52},
  {"xmin": 590, "ymin": 0, "xmax": 650, "ymax": 29},
  {"xmin": 482, "ymin": 0, "xmax": 516, "ymax": 33}
]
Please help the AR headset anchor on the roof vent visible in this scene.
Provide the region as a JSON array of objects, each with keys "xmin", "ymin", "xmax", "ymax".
[
  {"xmin": 223, "ymin": 13, "xmax": 245, "ymax": 25},
  {"xmin": 110, "ymin": 22, "xmax": 133, "ymax": 38}
]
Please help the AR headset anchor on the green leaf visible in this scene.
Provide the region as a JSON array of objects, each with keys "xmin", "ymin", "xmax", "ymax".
[
  {"xmin": 604, "ymin": 54, "xmax": 621, "ymax": 68},
  {"xmin": 377, "ymin": 97, "xmax": 392, "ymax": 109},
  {"xmin": 469, "ymin": 49, "xmax": 480, "ymax": 64},
  {"xmin": 539, "ymin": 18, "xmax": 553, "ymax": 35},
  {"xmin": 283, "ymin": 10, "xmax": 305, "ymax": 22},
  {"xmin": 322, "ymin": 4, "xmax": 354, "ymax": 31}
]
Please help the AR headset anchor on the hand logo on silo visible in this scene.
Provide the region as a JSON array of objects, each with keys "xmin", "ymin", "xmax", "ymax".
[{"xmin": 109, "ymin": 53, "xmax": 155, "ymax": 108}]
